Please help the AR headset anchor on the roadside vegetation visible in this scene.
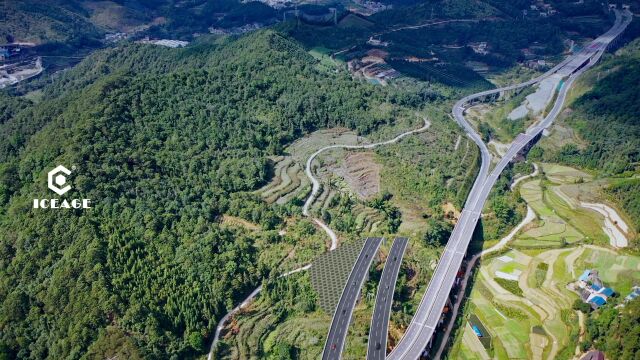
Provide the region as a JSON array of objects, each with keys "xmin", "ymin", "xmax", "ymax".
[
  {"xmin": 0, "ymin": 30, "xmax": 420, "ymax": 359},
  {"xmin": 1, "ymin": 1, "xmax": 637, "ymax": 360},
  {"xmin": 532, "ymin": 38, "xmax": 640, "ymax": 251}
]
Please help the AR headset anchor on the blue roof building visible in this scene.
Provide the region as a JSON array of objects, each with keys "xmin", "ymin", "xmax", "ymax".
[
  {"xmin": 625, "ymin": 287, "xmax": 640, "ymax": 302},
  {"xmin": 591, "ymin": 284, "xmax": 602, "ymax": 292},
  {"xmin": 588, "ymin": 295, "xmax": 607, "ymax": 308},
  {"xmin": 598, "ymin": 287, "xmax": 614, "ymax": 297},
  {"xmin": 579, "ymin": 270, "xmax": 591, "ymax": 282}
]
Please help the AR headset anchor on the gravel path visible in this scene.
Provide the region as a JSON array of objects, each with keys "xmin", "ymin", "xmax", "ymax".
[
  {"xmin": 303, "ymin": 118, "xmax": 431, "ymax": 249},
  {"xmin": 208, "ymin": 118, "xmax": 430, "ymax": 358}
]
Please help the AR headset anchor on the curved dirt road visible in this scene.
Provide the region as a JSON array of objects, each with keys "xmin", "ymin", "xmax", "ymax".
[
  {"xmin": 303, "ymin": 118, "xmax": 431, "ymax": 249},
  {"xmin": 209, "ymin": 118, "xmax": 430, "ymax": 359}
]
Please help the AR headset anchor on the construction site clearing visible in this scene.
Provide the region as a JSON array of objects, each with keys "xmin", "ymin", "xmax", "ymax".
[
  {"xmin": 347, "ymin": 49, "xmax": 400, "ymax": 85},
  {"xmin": 0, "ymin": 57, "xmax": 43, "ymax": 89}
]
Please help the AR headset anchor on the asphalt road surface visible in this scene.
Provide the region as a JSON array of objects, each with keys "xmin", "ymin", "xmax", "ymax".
[
  {"xmin": 387, "ymin": 10, "xmax": 631, "ymax": 360},
  {"xmin": 367, "ymin": 237, "xmax": 409, "ymax": 360},
  {"xmin": 322, "ymin": 237, "xmax": 383, "ymax": 360}
]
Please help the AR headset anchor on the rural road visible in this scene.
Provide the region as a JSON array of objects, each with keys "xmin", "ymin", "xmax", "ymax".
[
  {"xmin": 388, "ymin": 10, "xmax": 631, "ymax": 359},
  {"xmin": 510, "ymin": 162, "xmax": 539, "ymax": 190},
  {"xmin": 303, "ymin": 117, "xmax": 431, "ymax": 249}
]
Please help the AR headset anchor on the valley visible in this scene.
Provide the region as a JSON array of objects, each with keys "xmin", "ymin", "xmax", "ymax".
[{"xmin": 1, "ymin": 1, "xmax": 639, "ymax": 360}]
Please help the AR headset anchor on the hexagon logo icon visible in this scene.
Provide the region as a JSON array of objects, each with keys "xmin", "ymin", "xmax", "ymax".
[{"xmin": 48, "ymin": 165, "xmax": 72, "ymax": 195}]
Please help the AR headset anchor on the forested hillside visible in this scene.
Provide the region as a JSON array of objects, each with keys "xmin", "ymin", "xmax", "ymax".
[
  {"xmin": 583, "ymin": 298, "xmax": 640, "ymax": 359},
  {"xmin": 548, "ymin": 39, "xmax": 640, "ymax": 174},
  {"xmin": 0, "ymin": 0, "xmax": 102, "ymax": 45},
  {"xmin": 532, "ymin": 38, "xmax": 640, "ymax": 240},
  {"xmin": 369, "ymin": 0, "xmax": 499, "ymax": 26},
  {"xmin": 0, "ymin": 30, "xmax": 409, "ymax": 359}
]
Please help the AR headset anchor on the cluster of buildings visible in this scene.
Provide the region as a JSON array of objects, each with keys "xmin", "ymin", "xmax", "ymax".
[
  {"xmin": 0, "ymin": 44, "xmax": 26, "ymax": 61},
  {"xmin": 137, "ymin": 38, "xmax": 189, "ymax": 48},
  {"xmin": 349, "ymin": 0, "xmax": 391, "ymax": 16},
  {"xmin": 573, "ymin": 269, "xmax": 639, "ymax": 309},
  {"xmin": 254, "ymin": 0, "xmax": 290, "ymax": 10},
  {"xmin": 104, "ymin": 32, "xmax": 129, "ymax": 43},
  {"xmin": 0, "ymin": 57, "xmax": 43, "ymax": 89},
  {"xmin": 576, "ymin": 270, "xmax": 615, "ymax": 309},
  {"xmin": 469, "ymin": 42, "xmax": 489, "ymax": 55},
  {"xmin": 528, "ymin": 1, "xmax": 558, "ymax": 17},
  {"xmin": 524, "ymin": 59, "xmax": 548, "ymax": 70},
  {"xmin": 347, "ymin": 49, "xmax": 400, "ymax": 85},
  {"xmin": 367, "ymin": 37, "xmax": 389, "ymax": 47},
  {"xmin": 209, "ymin": 23, "xmax": 264, "ymax": 36}
]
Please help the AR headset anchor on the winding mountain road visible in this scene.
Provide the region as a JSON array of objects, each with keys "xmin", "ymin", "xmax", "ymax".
[
  {"xmin": 387, "ymin": 10, "xmax": 631, "ymax": 360},
  {"xmin": 209, "ymin": 118, "xmax": 430, "ymax": 358},
  {"xmin": 303, "ymin": 118, "xmax": 431, "ymax": 249}
]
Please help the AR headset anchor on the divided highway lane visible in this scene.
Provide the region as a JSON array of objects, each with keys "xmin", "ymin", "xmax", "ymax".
[
  {"xmin": 367, "ymin": 237, "xmax": 409, "ymax": 360},
  {"xmin": 323, "ymin": 237, "xmax": 384, "ymax": 360},
  {"xmin": 387, "ymin": 10, "xmax": 631, "ymax": 360}
]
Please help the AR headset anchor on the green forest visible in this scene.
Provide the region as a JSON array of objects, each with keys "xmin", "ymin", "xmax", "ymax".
[
  {"xmin": 532, "ymin": 38, "xmax": 640, "ymax": 239},
  {"xmin": 546, "ymin": 42, "xmax": 640, "ymax": 175},
  {"xmin": 0, "ymin": 30, "xmax": 414, "ymax": 359},
  {"xmin": 582, "ymin": 299, "xmax": 640, "ymax": 359}
]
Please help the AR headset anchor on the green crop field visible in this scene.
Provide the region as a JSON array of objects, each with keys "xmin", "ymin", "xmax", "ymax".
[
  {"xmin": 511, "ymin": 163, "xmax": 626, "ymax": 249},
  {"xmin": 451, "ymin": 246, "xmax": 583, "ymax": 360},
  {"xmin": 453, "ymin": 162, "xmax": 638, "ymax": 359},
  {"xmin": 513, "ymin": 179, "xmax": 585, "ymax": 248},
  {"xmin": 575, "ymin": 248, "xmax": 640, "ymax": 295}
]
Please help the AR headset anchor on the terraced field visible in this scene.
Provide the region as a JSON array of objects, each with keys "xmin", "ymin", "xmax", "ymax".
[
  {"xmin": 450, "ymin": 163, "xmax": 639, "ymax": 360},
  {"xmin": 513, "ymin": 179, "xmax": 585, "ymax": 248},
  {"xmin": 511, "ymin": 164, "xmax": 619, "ymax": 248},
  {"xmin": 255, "ymin": 127, "xmax": 394, "ymax": 237},
  {"xmin": 217, "ymin": 272, "xmax": 330, "ymax": 360},
  {"xmin": 450, "ymin": 248, "xmax": 580, "ymax": 360},
  {"xmin": 258, "ymin": 156, "xmax": 311, "ymax": 205}
]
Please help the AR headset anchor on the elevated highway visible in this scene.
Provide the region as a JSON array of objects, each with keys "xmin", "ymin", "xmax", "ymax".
[
  {"xmin": 367, "ymin": 237, "xmax": 409, "ymax": 360},
  {"xmin": 323, "ymin": 237, "xmax": 383, "ymax": 360},
  {"xmin": 387, "ymin": 10, "xmax": 632, "ymax": 360}
]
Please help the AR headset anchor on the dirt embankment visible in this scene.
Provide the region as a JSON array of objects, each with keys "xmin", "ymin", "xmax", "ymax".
[{"xmin": 333, "ymin": 151, "xmax": 381, "ymax": 200}]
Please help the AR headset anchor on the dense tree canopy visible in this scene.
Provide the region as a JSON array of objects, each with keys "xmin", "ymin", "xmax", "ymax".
[
  {"xmin": 545, "ymin": 39, "xmax": 640, "ymax": 174},
  {"xmin": 584, "ymin": 299, "xmax": 640, "ymax": 360},
  {"xmin": 0, "ymin": 30, "xmax": 410, "ymax": 359}
]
